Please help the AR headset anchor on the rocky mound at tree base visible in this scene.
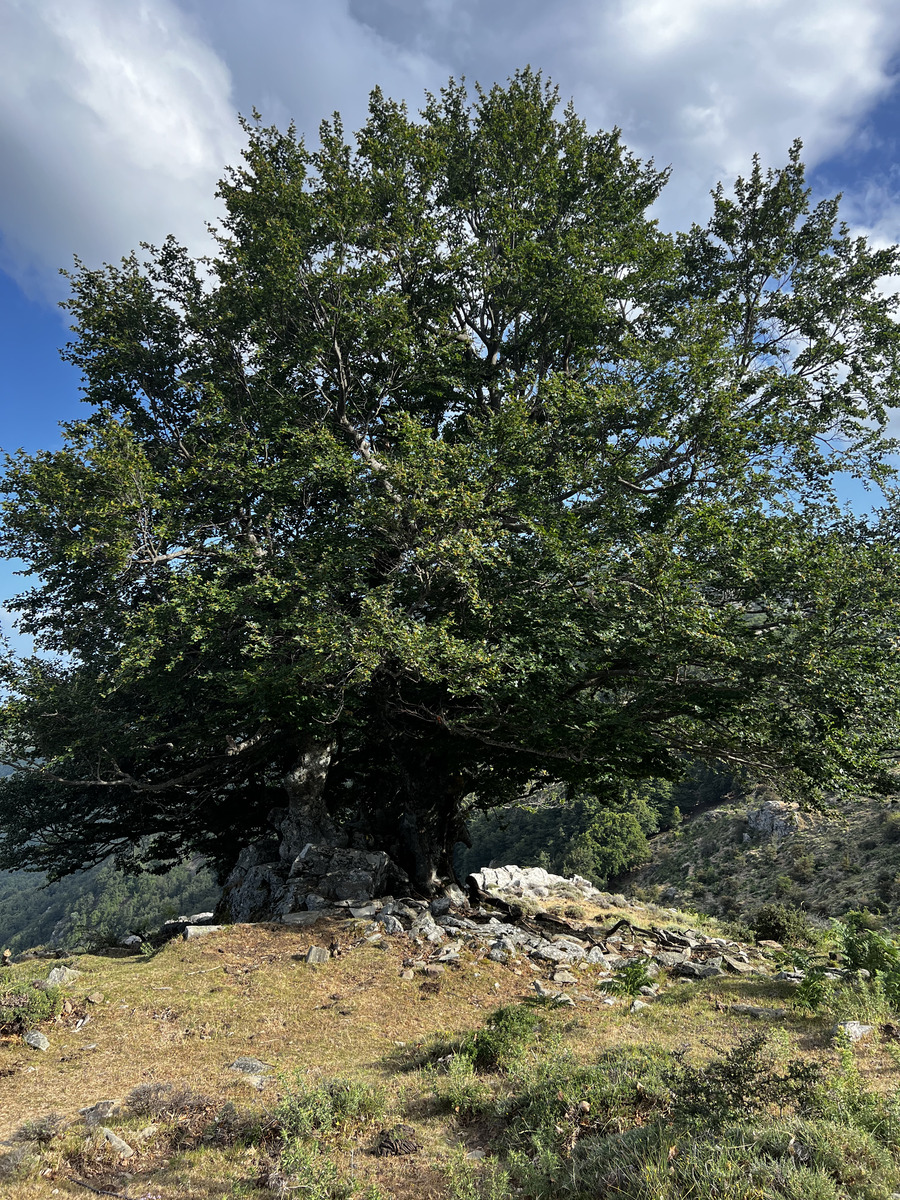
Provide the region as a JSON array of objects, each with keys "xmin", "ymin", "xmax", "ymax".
[{"xmin": 218, "ymin": 839, "xmax": 413, "ymax": 924}]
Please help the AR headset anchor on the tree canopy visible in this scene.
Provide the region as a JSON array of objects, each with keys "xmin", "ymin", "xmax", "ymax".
[{"xmin": 3, "ymin": 70, "xmax": 900, "ymax": 891}]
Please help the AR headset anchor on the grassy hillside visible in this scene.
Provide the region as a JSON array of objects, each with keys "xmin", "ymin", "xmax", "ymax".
[
  {"xmin": 3, "ymin": 895, "xmax": 900, "ymax": 1197},
  {"xmin": 626, "ymin": 793, "xmax": 900, "ymax": 925}
]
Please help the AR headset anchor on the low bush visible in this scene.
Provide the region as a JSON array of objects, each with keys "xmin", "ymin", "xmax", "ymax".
[
  {"xmin": 751, "ymin": 901, "xmax": 820, "ymax": 947},
  {"xmin": 0, "ymin": 980, "xmax": 62, "ymax": 1033},
  {"xmin": 459, "ymin": 1003, "xmax": 546, "ymax": 1072},
  {"xmin": 274, "ymin": 1076, "xmax": 386, "ymax": 1139}
]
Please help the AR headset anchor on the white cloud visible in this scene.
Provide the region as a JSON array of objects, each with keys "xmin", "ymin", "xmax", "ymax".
[
  {"xmin": 0, "ymin": 0, "xmax": 244, "ymax": 300},
  {"xmin": 2, "ymin": 0, "xmax": 900, "ymax": 305}
]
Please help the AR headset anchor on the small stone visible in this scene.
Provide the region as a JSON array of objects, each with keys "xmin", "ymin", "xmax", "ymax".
[
  {"xmin": 305, "ymin": 893, "xmax": 331, "ymax": 910},
  {"xmin": 466, "ymin": 1149, "xmax": 485, "ymax": 1160},
  {"xmin": 306, "ymin": 946, "xmax": 331, "ymax": 964},
  {"xmin": 99, "ymin": 1127, "xmax": 135, "ymax": 1158},
  {"xmin": 378, "ymin": 914, "xmax": 405, "ymax": 935},
  {"xmin": 119, "ymin": 934, "xmax": 142, "ymax": 948},
  {"xmin": 135, "ymin": 1125, "xmax": 159, "ymax": 1143},
  {"xmin": 228, "ymin": 1056, "xmax": 273, "ymax": 1075},
  {"xmin": 630, "ymin": 999, "xmax": 650, "ymax": 1012},
  {"xmin": 86, "ymin": 991, "xmax": 105, "ymax": 1004},
  {"xmin": 399, "ymin": 969, "xmax": 415, "ymax": 981},
  {"xmin": 552, "ymin": 970, "xmax": 578, "ymax": 985},
  {"xmin": 79, "ymin": 1100, "xmax": 120, "ymax": 1126},
  {"xmin": 46, "ymin": 966, "xmax": 81, "ymax": 986},
  {"xmin": 758, "ymin": 940, "xmax": 784, "ymax": 951},
  {"xmin": 24, "ymin": 1031, "xmax": 49, "ymax": 1051},
  {"xmin": 430, "ymin": 896, "xmax": 452, "ymax": 916},
  {"xmin": 722, "ymin": 955, "xmax": 756, "ymax": 975},
  {"xmin": 834, "ymin": 1021, "xmax": 875, "ymax": 1043},
  {"xmin": 350, "ymin": 904, "xmax": 379, "ymax": 919},
  {"xmin": 282, "ymin": 911, "xmax": 331, "ymax": 926},
  {"xmin": 424, "ymin": 964, "xmax": 445, "ymax": 977},
  {"xmin": 183, "ymin": 924, "xmax": 223, "ymax": 940}
]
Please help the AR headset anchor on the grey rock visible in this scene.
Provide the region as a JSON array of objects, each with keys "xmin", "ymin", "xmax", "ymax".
[
  {"xmin": 228, "ymin": 1056, "xmax": 273, "ymax": 1075},
  {"xmin": 305, "ymin": 946, "xmax": 331, "ymax": 964},
  {"xmin": 80, "ymin": 1100, "xmax": 120, "ymax": 1126},
  {"xmin": 430, "ymin": 896, "xmax": 452, "ymax": 917},
  {"xmin": 722, "ymin": 955, "xmax": 757, "ymax": 975},
  {"xmin": 552, "ymin": 970, "xmax": 578, "ymax": 985},
  {"xmin": 349, "ymin": 904, "xmax": 379, "ymax": 919},
  {"xmin": 24, "ymin": 1031, "xmax": 49, "ymax": 1051},
  {"xmin": 119, "ymin": 934, "xmax": 143, "ymax": 948},
  {"xmin": 746, "ymin": 799, "xmax": 803, "ymax": 839},
  {"xmin": 378, "ymin": 914, "xmax": 405, "ymax": 935},
  {"xmin": 834, "ymin": 1021, "xmax": 875, "ymax": 1043},
  {"xmin": 99, "ymin": 1127, "xmax": 135, "ymax": 1158},
  {"xmin": 282, "ymin": 910, "xmax": 337, "ymax": 926},
  {"xmin": 653, "ymin": 950, "xmax": 687, "ymax": 968},
  {"xmin": 305, "ymin": 893, "xmax": 331, "ymax": 910},
  {"xmin": 630, "ymin": 999, "xmax": 650, "ymax": 1012},
  {"xmin": 183, "ymin": 924, "xmax": 223, "ymax": 940},
  {"xmin": 729, "ymin": 1004, "xmax": 786, "ymax": 1019},
  {"xmin": 46, "ymin": 965, "xmax": 81, "ymax": 986}
]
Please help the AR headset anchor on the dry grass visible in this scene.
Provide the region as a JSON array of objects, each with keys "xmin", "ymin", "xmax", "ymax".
[{"xmin": 0, "ymin": 911, "xmax": 896, "ymax": 1198}]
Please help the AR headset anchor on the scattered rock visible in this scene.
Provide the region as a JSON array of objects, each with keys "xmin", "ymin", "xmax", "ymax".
[
  {"xmin": 834, "ymin": 1021, "xmax": 875, "ymax": 1043},
  {"xmin": 79, "ymin": 1100, "xmax": 120, "ymax": 1126},
  {"xmin": 378, "ymin": 914, "xmax": 405, "ymax": 935},
  {"xmin": 183, "ymin": 924, "xmax": 224, "ymax": 940},
  {"xmin": 630, "ymin": 999, "xmax": 650, "ymax": 1012},
  {"xmin": 23, "ymin": 1031, "xmax": 49, "ymax": 1051},
  {"xmin": 728, "ymin": 1004, "xmax": 787, "ymax": 1019},
  {"xmin": 228, "ymin": 1056, "xmax": 273, "ymax": 1075},
  {"xmin": 119, "ymin": 934, "xmax": 143, "ymax": 949},
  {"xmin": 99, "ymin": 1127, "xmax": 135, "ymax": 1158},
  {"xmin": 552, "ymin": 969, "xmax": 578, "ymax": 985},
  {"xmin": 86, "ymin": 991, "xmax": 105, "ymax": 1004},
  {"xmin": 46, "ymin": 966, "xmax": 81, "ymax": 986},
  {"xmin": 305, "ymin": 946, "xmax": 331, "ymax": 965}
]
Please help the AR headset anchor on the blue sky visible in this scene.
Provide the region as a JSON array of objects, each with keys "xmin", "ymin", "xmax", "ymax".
[{"xmin": 3, "ymin": 0, "xmax": 900, "ymax": 648}]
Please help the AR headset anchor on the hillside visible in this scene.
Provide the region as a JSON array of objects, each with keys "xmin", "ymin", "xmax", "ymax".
[
  {"xmin": 623, "ymin": 792, "xmax": 900, "ymax": 926},
  {"xmin": 3, "ymin": 878, "xmax": 900, "ymax": 1198}
]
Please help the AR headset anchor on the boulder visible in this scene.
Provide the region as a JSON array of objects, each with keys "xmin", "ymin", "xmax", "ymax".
[
  {"xmin": 23, "ymin": 1031, "xmax": 49, "ymax": 1051},
  {"xmin": 46, "ymin": 966, "xmax": 81, "ymax": 986}
]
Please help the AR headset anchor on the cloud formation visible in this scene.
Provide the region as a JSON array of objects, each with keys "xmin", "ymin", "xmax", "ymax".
[
  {"xmin": 2, "ymin": 0, "xmax": 900, "ymax": 302},
  {"xmin": 0, "ymin": 0, "xmax": 243, "ymax": 299}
]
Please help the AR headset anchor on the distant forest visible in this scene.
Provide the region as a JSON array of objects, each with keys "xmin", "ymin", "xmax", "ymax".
[{"xmin": 456, "ymin": 763, "xmax": 736, "ymax": 886}]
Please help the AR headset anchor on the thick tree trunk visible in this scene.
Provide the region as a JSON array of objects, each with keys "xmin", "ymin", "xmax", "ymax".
[{"xmin": 278, "ymin": 742, "xmax": 336, "ymax": 863}]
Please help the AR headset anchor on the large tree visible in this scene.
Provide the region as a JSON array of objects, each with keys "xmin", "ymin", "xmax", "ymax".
[{"xmin": 3, "ymin": 70, "xmax": 900, "ymax": 895}]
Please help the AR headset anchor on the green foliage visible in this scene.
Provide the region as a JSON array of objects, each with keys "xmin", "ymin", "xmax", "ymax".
[
  {"xmin": 469, "ymin": 1035, "xmax": 900, "ymax": 1199},
  {"xmin": 4, "ymin": 71, "xmax": 900, "ymax": 890},
  {"xmin": 457, "ymin": 764, "xmax": 733, "ymax": 886},
  {"xmin": 0, "ymin": 979, "xmax": 61, "ymax": 1033},
  {"xmin": 750, "ymin": 902, "xmax": 820, "ymax": 946},
  {"xmin": 0, "ymin": 858, "xmax": 221, "ymax": 952},
  {"xmin": 459, "ymin": 1004, "xmax": 545, "ymax": 1073},
  {"xmin": 665, "ymin": 1032, "xmax": 822, "ymax": 1123},
  {"xmin": 605, "ymin": 958, "xmax": 655, "ymax": 997},
  {"xmin": 274, "ymin": 1077, "xmax": 387, "ymax": 1139}
]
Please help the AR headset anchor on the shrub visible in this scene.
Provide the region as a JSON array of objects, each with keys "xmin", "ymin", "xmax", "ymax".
[
  {"xmin": 0, "ymin": 980, "xmax": 62, "ymax": 1033},
  {"xmin": 275, "ymin": 1077, "xmax": 386, "ymax": 1139},
  {"xmin": 750, "ymin": 902, "xmax": 819, "ymax": 946},
  {"xmin": 125, "ymin": 1081, "xmax": 213, "ymax": 1119},
  {"xmin": 605, "ymin": 959, "xmax": 655, "ymax": 997},
  {"xmin": 665, "ymin": 1032, "xmax": 821, "ymax": 1124},
  {"xmin": 460, "ymin": 1004, "xmax": 544, "ymax": 1072}
]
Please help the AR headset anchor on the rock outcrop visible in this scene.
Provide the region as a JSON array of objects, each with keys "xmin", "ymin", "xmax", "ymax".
[{"xmin": 219, "ymin": 839, "xmax": 410, "ymax": 923}]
